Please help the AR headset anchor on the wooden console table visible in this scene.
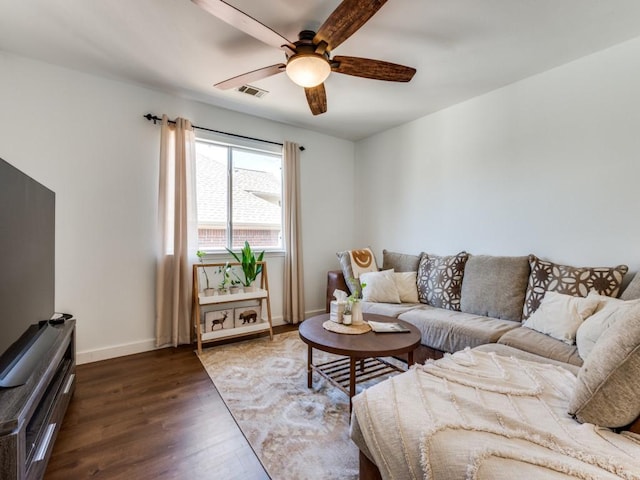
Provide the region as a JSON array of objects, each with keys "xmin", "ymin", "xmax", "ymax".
[{"xmin": 0, "ymin": 320, "xmax": 76, "ymax": 480}]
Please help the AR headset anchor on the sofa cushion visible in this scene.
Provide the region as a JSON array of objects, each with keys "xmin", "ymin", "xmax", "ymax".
[
  {"xmin": 497, "ymin": 327, "xmax": 583, "ymax": 366},
  {"xmin": 460, "ymin": 255, "xmax": 529, "ymax": 322},
  {"xmin": 576, "ymin": 296, "xmax": 640, "ymax": 360},
  {"xmin": 568, "ymin": 301, "xmax": 640, "ymax": 428},
  {"xmin": 522, "ymin": 291, "xmax": 599, "ymax": 345},
  {"xmin": 336, "ymin": 247, "xmax": 378, "ymax": 297},
  {"xmin": 473, "ymin": 344, "xmax": 580, "ymax": 375},
  {"xmin": 398, "ymin": 306, "xmax": 520, "ymax": 353},
  {"xmin": 382, "ymin": 249, "xmax": 420, "ymax": 272},
  {"xmin": 361, "ymin": 301, "xmax": 421, "ymax": 318},
  {"xmin": 620, "ymin": 271, "xmax": 640, "ymax": 300},
  {"xmin": 360, "ymin": 270, "xmax": 401, "ymax": 304},
  {"xmin": 523, "ymin": 255, "xmax": 628, "ymax": 319},
  {"xmin": 417, "ymin": 251, "xmax": 468, "ymax": 311},
  {"xmin": 394, "ymin": 271, "xmax": 419, "ymax": 303}
]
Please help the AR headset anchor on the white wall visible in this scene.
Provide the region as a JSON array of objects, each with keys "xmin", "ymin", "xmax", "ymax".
[
  {"xmin": 0, "ymin": 52, "xmax": 355, "ymax": 363},
  {"xmin": 355, "ymin": 36, "xmax": 640, "ymax": 275}
]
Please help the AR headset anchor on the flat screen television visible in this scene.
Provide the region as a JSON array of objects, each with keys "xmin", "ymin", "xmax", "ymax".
[{"xmin": 0, "ymin": 157, "xmax": 58, "ymax": 388}]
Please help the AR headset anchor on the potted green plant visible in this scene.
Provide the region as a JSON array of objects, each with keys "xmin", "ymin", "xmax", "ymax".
[
  {"xmin": 226, "ymin": 241, "xmax": 265, "ymax": 292},
  {"xmin": 229, "ymin": 279, "xmax": 243, "ymax": 294},
  {"xmin": 216, "ymin": 262, "xmax": 232, "ymax": 295},
  {"xmin": 342, "ymin": 304, "xmax": 352, "ymax": 325},
  {"xmin": 196, "ymin": 250, "xmax": 216, "ymax": 296}
]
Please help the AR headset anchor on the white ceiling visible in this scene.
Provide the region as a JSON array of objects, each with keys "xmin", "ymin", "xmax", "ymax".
[{"xmin": 2, "ymin": 0, "xmax": 640, "ymax": 141}]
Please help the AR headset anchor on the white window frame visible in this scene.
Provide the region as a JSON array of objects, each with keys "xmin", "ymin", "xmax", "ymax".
[{"xmin": 194, "ymin": 131, "xmax": 284, "ymax": 254}]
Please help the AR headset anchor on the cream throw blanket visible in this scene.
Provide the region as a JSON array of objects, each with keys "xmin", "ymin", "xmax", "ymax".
[{"xmin": 352, "ymin": 349, "xmax": 640, "ymax": 480}]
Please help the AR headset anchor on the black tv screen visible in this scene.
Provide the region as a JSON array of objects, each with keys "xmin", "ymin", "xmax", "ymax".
[{"xmin": 0, "ymin": 158, "xmax": 55, "ymax": 384}]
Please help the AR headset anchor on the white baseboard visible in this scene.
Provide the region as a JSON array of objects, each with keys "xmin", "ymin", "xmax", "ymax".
[
  {"xmin": 77, "ymin": 308, "xmax": 327, "ymax": 364},
  {"xmin": 305, "ymin": 308, "xmax": 325, "ymax": 318},
  {"xmin": 77, "ymin": 338, "xmax": 158, "ymax": 365}
]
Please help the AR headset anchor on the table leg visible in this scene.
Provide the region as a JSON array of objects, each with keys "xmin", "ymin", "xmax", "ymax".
[
  {"xmin": 307, "ymin": 344, "xmax": 313, "ymax": 388},
  {"xmin": 359, "ymin": 358, "xmax": 365, "ymax": 372},
  {"xmin": 349, "ymin": 357, "xmax": 356, "ymax": 413},
  {"xmin": 408, "ymin": 350, "xmax": 414, "ymax": 367}
]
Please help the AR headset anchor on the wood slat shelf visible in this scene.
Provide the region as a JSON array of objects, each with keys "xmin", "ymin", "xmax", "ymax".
[{"xmin": 198, "ymin": 289, "xmax": 268, "ymax": 305}]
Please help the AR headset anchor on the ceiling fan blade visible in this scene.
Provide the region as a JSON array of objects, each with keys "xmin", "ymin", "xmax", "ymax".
[
  {"xmin": 192, "ymin": 0, "xmax": 295, "ymax": 52},
  {"xmin": 314, "ymin": 0, "xmax": 388, "ymax": 51},
  {"xmin": 332, "ymin": 56, "xmax": 416, "ymax": 82},
  {"xmin": 304, "ymin": 84, "xmax": 327, "ymax": 116},
  {"xmin": 214, "ymin": 64, "xmax": 286, "ymax": 90}
]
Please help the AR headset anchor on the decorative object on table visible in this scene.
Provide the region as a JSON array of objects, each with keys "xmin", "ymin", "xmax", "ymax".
[
  {"xmin": 343, "ymin": 304, "xmax": 352, "ymax": 325},
  {"xmin": 367, "ymin": 320, "xmax": 411, "ymax": 333},
  {"xmin": 322, "ymin": 320, "xmax": 370, "ymax": 335},
  {"xmin": 196, "ymin": 250, "xmax": 216, "ymax": 296},
  {"xmin": 330, "ymin": 289, "xmax": 348, "ymax": 323},
  {"xmin": 234, "ymin": 306, "xmax": 262, "ymax": 328},
  {"xmin": 204, "ymin": 308, "xmax": 233, "ymax": 332},
  {"xmin": 348, "ymin": 282, "xmax": 366, "ymax": 325},
  {"xmin": 226, "ymin": 241, "xmax": 265, "ymax": 292}
]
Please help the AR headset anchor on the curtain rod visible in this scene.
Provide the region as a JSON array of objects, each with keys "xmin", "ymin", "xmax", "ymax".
[{"xmin": 143, "ymin": 114, "xmax": 305, "ymax": 151}]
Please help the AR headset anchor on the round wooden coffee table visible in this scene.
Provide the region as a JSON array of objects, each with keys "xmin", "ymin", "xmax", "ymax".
[{"xmin": 298, "ymin": 313, "xmax": 421, "ymax": 411}]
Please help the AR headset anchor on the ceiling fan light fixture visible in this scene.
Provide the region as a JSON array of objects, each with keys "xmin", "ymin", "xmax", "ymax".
[{"xmin": 286, "ymin": 53, "xmax": 331, "ymax": 88}]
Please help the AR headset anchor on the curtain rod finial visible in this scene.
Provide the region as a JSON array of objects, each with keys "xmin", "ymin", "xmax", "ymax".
[
  {"xmin": 144, "ymin": 113, "xmax": 160, "ymax": 124},
  {"xmin": 299, "ymin": 146, "xmax": 305, "ymax": 151}
]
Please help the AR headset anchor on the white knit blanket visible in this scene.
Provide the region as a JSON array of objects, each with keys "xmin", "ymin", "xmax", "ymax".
[{"xmin": 352, "ymin": 349, "xmax": 640, "ymax": 480}]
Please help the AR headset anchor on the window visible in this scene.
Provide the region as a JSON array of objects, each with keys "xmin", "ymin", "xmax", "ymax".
[{"xmin": 195, "ymin": 135, "xmax": 283, "ymax": 252}]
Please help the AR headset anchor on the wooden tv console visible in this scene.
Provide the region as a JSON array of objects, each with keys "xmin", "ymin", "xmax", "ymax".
[{"xmin": 0, "ymin": 320, "xmax": 76, "ymax": 480}]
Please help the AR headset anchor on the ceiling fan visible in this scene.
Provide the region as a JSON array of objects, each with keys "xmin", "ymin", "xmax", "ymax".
[{"xmin": 192, "ymin": 0, "xmax": 417, "ymax": 115}]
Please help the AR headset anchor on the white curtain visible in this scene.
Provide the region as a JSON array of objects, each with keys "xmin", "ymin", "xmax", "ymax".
[
  {"xmin": 155, "ymin": 115, "xmax": 198, "ymax": 347},
  {"xmin": 283, "ymin": 141, "xmax": 305, "ymax": 323}
]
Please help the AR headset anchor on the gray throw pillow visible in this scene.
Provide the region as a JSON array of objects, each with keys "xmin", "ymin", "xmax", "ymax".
[
  {"xmin": 460, "ymin": 255, "xmax": 529, "ymax": 322},
  {"xmin": 523, "ymin": 255, "xmax": 628, "ymax": 319},
  {"xmin": 382, "ymin": 249, "xmax": 420, "ymax": 272},
  {"xmin": 416, "ymin": 251, "xmax": 468, "ymax": 311},
  {"xmin": 568, "ymin": 301, "xmax": 640, "ymax": 428},
  {"xmin": 621, "ymin": 272, "xmax": 640, "ymax": 301}
]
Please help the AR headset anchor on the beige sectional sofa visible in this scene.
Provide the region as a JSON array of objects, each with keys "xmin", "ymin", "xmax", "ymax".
[
  {"xmin": 329, "ymin": 249, "xmax": 637, "ymax": 365},
  {"xmin": 328, "ymin": 248, "xmax": 640, "ymax": 479}
]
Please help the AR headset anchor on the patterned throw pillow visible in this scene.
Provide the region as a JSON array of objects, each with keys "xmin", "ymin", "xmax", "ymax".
[
  {"xmin": 336, "ymin": 247, "xmax": 379, "ymax": 297},
  {"xmin": 417, "ymin": 251, "xmax": 469, "ymax": 311},
  {"xmin": 523, "ymin": 255, "xmax": 628, "ymax": 319}
]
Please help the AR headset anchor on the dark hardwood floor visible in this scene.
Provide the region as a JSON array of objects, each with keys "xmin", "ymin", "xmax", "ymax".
[{"xmin": 44, "ymin": 333, "xmax": 287, "ymax": 480}]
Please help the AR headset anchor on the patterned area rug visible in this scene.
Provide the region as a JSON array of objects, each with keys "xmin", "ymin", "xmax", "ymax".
[{"xmin": 197, "ymin": 331, "xmax": 400, "ymax": 480}]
